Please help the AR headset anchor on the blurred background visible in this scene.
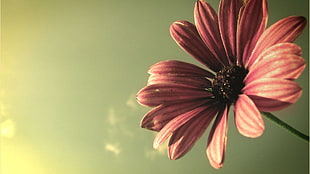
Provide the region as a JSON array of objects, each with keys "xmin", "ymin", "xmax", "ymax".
[{"xmin": 0, "ymin": 0, "xmax": 308, "ymax": 173}]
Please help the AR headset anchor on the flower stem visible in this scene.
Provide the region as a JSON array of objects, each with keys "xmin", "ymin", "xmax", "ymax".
[{"xmin": 261, "ymin": 112, "xmax": 309, "ymax": 142}]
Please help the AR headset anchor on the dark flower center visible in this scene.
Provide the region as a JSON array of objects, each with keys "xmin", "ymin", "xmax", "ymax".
[{"xmin": 211, "ymin": 65, "xmax": 248, "ymax": 104}]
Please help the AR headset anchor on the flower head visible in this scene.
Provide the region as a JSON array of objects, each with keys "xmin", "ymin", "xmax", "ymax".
[{"xmin": 136, "ymin": 0, "xmax": 306, "ymax": 169}]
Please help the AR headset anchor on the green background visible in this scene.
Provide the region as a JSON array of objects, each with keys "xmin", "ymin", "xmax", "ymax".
[{"xmin": 1, "ymin": 0, "xmax": 308, "ymax": 173}]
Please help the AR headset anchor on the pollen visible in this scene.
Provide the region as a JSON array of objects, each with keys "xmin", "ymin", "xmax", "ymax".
[{"xmin": 211, "ymin": 65, "xmax": 248, "ymax": 104}]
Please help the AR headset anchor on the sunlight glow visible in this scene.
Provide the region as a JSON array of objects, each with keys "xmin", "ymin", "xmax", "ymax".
[
  {"xmin": 0, "ymin": 119, "xmax": 16, "ymax": 138},
  {"xmin": 105, "ymin": 143, "xmax": 121, "ymax": 155},
  {"xmin": 1, "ymin": 142, "xmax": 52, "ymax": 174},
  {"xmin": 108, "ymin": 108, "xmax": 117, "ymax": 126},
  {"xmin": 126, "ymin": 93, "xmax": 138, "ymax": 109}
]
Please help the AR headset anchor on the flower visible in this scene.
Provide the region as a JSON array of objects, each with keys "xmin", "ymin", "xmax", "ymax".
[{"xmin": 136, "ymin": 0, "xmax": 306, "ymax": 169}]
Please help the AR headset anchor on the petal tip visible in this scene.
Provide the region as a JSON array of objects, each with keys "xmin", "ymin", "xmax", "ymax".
[
  {"xmin": 135, "ymin": 89, "xmax": 147, "ymax": 106},
  {"xmin": 206, "ymin": 148, "xmax": 224, "ymax": 169},
  {"xmin": 241, "ymin": 125, "xmax": 265, "ymax": 138},
  {"xmin": 298, "ymin": 16, "xmax": 307, "ymax": 23},
  {"xmin": 168, "ymin": 148, "xmax": 180, "ymax": 160},
  {"xmin": 153, "ymin": 141, "xmax": 160, "ymax": 150},
  {"xmin": 211, "ymin": 162, "xmax": 223, "ymax": 169}
]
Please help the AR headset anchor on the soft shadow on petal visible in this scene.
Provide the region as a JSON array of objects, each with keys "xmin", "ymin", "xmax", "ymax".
[
  {"xmin": 243, "ymin": 78, "xmax": 302, "ymax": 111},
  {"xmin": 206, "ymin": 105, "xmax": 228, "ymax": 169},
  {"xmin": 141, "ymin": 99, "xmax": 212, "ymax": 131},
  {"xmin": 170, "ymin": 21, "xmax": 222, "ymax": 71},
  {"xmin": 136, "ymin": 84, "xmax": 212, "ymax": 107},
  {"xmin": 149, "ymin": 60, "xmax": 214, "ymax": 78},
  {"xmin": 237, "ymin": 0, "xmax": 268, "ymax": 66},
  {"xmin": 245, "ymin": 54, "xmax": 305, "ymax": 83},
  {"xmin": 247, "ymin": 42, "xmax": 302, "ymax": 69},
  {"xmin": 218, "ymin": 0, "xmax": 242, "ymax": 62},
  {"xmin": 234, "ymin": 94, "xmax": 264, "ymax": 138},
  {"xmin": 153, "ymin": 103, "xmax": 214, "ymax": 149},
  {"xmin": 194, "ymin": 0, "xmax": 228, "ymax": 66},
  {"xmin": 247, "ymin": 16, "xmax": 307, "ymax": 67},
  {"xmin": 247, "ymin": 95, "xmax": 299, "ymax": 112},
  {"xmin": 168, "ymin": 104, "xmax": 219, "ymax": 160}
]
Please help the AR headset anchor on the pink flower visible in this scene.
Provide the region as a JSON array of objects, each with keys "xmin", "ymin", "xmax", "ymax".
[{"xmin": 136, "ymin": 0, "xmax": 306, "ymax": 169}]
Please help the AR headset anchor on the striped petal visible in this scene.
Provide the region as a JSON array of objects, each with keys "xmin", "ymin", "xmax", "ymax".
[
  {"xmin": 153, "ymin": 104, "xmax": 212, "ymax": 149},
  {"xmin": 148, "ymin": 74, "xmax": 212, "ymax": 88},
  {"xmin": 246, "ymin": 16, "xmax": 306, "ymax": 68},
  {"xmin": 245, "ymin": 53, "xmax": 305, "ymax": 83},
  {"xmin": 207, "ymin": 105, "xmax": 228, "ymax": 169},
  {"xmin": 243, "ymin": 78, "xmax": 302, "ymax": 111},
  {"xmin": 234, "ymin": 94, "xmax": 264, "ymax": 138},
  {"xmin": 168, "ymin": 104, "xmax": 219, "ymax": 160},
  {"xmin": 247, "ymin": 42, "xmax": 302, "ymax": 70},
  {"xmin": 148, "ymin": 60, "xmax": 212, "ymax": 87},
  {"xmin": 218, "ymin": 0, "xmax": 242, "ymax": 62},
  {"xmin": 149, "ymin": 60, "xmax": 214, "ymax": 78},
  {"xmin": 194, "ymin": 0, "xmax": 228, "ymax": 66},
  {"xmin": 136, "ymin": 84, "xmax": 212, "ymax": 107},
  {"xmin": 170, "ymin": 21, "xmax": 222, "ymax": 71},
  {"xmin": 141, "ymin": 99, "xmax": 211, "ymax": 131},
  {"xmin": 237, "ymin": 0, "xmax": 268, "ymax": 66}
]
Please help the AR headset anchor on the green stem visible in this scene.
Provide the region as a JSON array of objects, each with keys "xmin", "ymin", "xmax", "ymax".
[{"xmin": 261, "ymin": 112, "xmax": 309, "ymax": 142}]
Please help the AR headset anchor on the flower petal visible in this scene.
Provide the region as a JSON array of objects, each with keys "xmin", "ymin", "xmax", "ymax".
[
  {"xmin": 247, "ymin": 16, "xmax": 306, "ymax": 68},
  {"xmin": 136, "ymin": 84, "xmax": 212, "ymax": 107},
  {"xmin": 218, "ymin": 0, "xmax": 242, "ymax": 62},
  {"xmin": 234, "ymin": 94, "xmax": 264, "ymax": 138},
  {"xmin": 194, "ymin": 0, "xmax": 228, "ymax": 66},
  {"xmin": 243, "ymin": 78, "xmax": 302, "ymax": 111},
  {"xmin": 141, "ymin": 99, "xmax": 211, "ymax": 131},
  {"xmin": 153, "ymin": 103, "xmax": 213, "ymax": 149},
  {"xmin": 168, "ymin": 104, "xmax": 219, "ymax": 160},
  {"xmin": 148, "ymin": 74, "xmax": 212, "ymax": 88},
  {"xmin": 247, "ymin": 42, "xmax": 302, "ymax": 69},
  {"xmin": 170, "ymin": 21, "xmax": 222, "ymax": 71},
  {"xmin": 245, "ymin": 53, "xmax": 305, "ymax": 83},
  {"xmin": 207, "ymin": 105, "xmax": 228, "ymax": 169},
  {"xmin": 237, "ymin": 0, "xmax": 268, "ymax": 66},
  {"xmin": 147, "ymin": 60, "xmax": 213, "ymax": 87},
  {"xmin": 149, "ymin": 60, "xmax": 214, "ymax": 78}
]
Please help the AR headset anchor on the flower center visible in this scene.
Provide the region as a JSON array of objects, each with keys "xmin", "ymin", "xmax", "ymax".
[{"xmin": 211, "ymin": 65, "xmax": 248, "ymax": 104}]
